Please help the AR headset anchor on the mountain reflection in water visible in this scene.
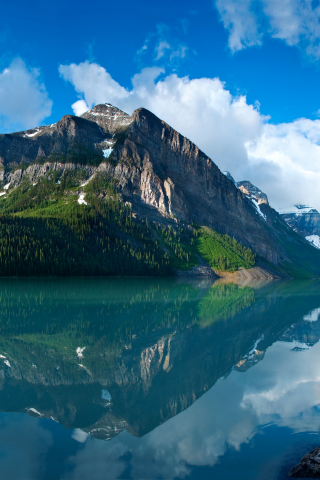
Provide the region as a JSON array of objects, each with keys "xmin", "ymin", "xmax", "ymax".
[{"xmin": 1, "ymin": 278, "xmax": 320, "ymax": 479}]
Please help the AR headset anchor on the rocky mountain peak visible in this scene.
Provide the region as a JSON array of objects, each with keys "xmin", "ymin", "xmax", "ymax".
[
  {"xmin": 236, "ymin": 180, "xmax": 269, "ymax": 206},
  {"xmin": 222, "ymin": 171, "xmax": 236, "ymax": 184},
  {"xmin": 81, "ymin": 103, "xmax": 132, "ymax": 135}
]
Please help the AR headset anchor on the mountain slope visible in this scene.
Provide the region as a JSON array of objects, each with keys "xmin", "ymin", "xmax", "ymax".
[{"xmin": 0, "ymin": 103, "xmax": 320, "ymax": 277}]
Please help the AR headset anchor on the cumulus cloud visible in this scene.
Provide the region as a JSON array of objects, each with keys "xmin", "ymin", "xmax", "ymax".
[
  {"xmin": 59, "ymin": 60, "xmax": 320, "ymax": 210},
  {"xmin": 0, "ymin": 58, "xmax": 52, "ymax": 132},
  {"xmin": 215, "ymin": 0, "xmax": 320, "ymax": 59},
  {"xmin": 247, "ymin": 119, "xmax": 320, "ymax": 208},
  {"xmin": 215, "ymin": 0, "xmax": 262, "ymax": 52},
  {"xmin": 59, "ymin": 62, "xmax": 129, "ymax": 111}
]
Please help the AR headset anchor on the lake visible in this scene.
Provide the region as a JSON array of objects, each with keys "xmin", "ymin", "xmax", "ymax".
[{"xmin": 0, "ymin": 277, "xmax": 320, "ymax": 479}]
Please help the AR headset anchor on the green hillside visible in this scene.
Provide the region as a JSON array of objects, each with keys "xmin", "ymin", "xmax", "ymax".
[
  {"xmin": 0, "ymin": 171, "xmax": 259, "ymax": 277},
  {"xmin": 265, "ymin": 217, "xmax": 320, "ymax": 279},
  {"xmin": 194, "ymin": 226, "xmax": 256, "ymax": 272}
]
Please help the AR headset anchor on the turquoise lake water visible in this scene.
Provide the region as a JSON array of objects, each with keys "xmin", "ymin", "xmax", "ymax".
[{"xmin": 0, "ymin": 277, "xmax": 320, "ymax": 479}]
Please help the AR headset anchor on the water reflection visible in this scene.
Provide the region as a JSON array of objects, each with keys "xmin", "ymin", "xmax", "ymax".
[{"xmin": 0, "ymin": 278, "xmax": 320, "ymax": 479}]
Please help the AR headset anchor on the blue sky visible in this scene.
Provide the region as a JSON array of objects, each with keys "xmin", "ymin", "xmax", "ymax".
[{"xmin": 1, "ymin": 0, "xmax": 320, "ymax": 209}]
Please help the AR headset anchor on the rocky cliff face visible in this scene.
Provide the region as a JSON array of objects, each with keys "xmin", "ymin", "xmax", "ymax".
[
  {"xmin": 0, "ymin": 103, "xmax": 319, "ymax": 271},
  {"xmin": 0, "ymin": 115, "xmax": 107, "ymax": 167},
  {"xmin": 106, "ymin": 107, "xmax": 284, "ymax": 263}
]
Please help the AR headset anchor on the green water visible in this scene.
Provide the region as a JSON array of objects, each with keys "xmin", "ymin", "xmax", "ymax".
[{"xmin": 0, "ymin": 277, "xmax": 320, "ymax": 479}]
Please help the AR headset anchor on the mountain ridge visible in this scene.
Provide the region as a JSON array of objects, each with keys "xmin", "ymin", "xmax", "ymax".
[
  {"xmin": 223, "ymin": 171, "xmax": 320, "ymax": 252},
  {"xmin": 0, "ymin": 103, "xmax": 319, "ymax": 278}
]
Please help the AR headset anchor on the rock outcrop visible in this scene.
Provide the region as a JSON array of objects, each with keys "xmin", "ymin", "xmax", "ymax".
[
  {"xmin": 289, "ymin": 447, "xmax": 320, "ymax": 477},
  {"xmin": 0, "ymin": 114, "xmax": 106, "ymax": 167},
  {"xmin": 81, "ymin": 103, "xmax": 132, "ymax": 135},
  {"xmin": 236, "ymin": 180, "xmax": 269, "ymax": 206}
]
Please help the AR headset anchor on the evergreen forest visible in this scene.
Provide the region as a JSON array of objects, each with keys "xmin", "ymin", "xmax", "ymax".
[{"xmin": 0, "ymin": 168, "xmax": 256, "ymax": 276}]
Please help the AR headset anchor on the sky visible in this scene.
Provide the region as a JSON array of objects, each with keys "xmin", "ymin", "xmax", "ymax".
[{"xmin": 1, "ymin": 0, "xmax": 320, "ymax": 210}]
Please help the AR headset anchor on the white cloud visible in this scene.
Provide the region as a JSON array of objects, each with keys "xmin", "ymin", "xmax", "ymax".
[
  {"xmin": 59, "ymin": 60, "xmax": 320, "ymax": 210},
  {"xmin": 247, "ymin": 118, "xmax": 320, "ymax": 208},
  {"xmin": 71, "ymin": 428, "xmax": 89, "ymax": 443},
  {"xmin": 240, "ymin": 340, "xmax": 320, "ymax": 432},
  {"xmin": 215, "ymin": 0, "xmax": 320, "ymax": 59},
  {"xmin": 0, "ymin": 58, "xmax": 52, "ymax": 132},
  {"xmin": 155, "ymin": 41, "xmax": 171, "ymax": 60},
  {"xmin": 215, "ymin": 0, "xmax": 262, "ymax": 52},
  {"xmin": 59, "ymin": 62, "xmax": 129, "ymax": 111},
  {"xmin": 169, "ymin": 45, "xmax": 188, "ymax": 60},
  {"xmin": 72, "ymin": 99, "xmax": 90, "ymax": 116},
  {"xmin": 134, "ymin": 22, "xmax": 190, "ymax": 68}
]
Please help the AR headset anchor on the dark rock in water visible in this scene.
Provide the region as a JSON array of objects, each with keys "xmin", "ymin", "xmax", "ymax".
[{"xmin": 289, "ymin": 447, "xmax": 320, "ymax": 477}]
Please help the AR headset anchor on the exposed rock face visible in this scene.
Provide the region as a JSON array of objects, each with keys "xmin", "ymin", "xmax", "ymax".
[
  {"xmin": 0, "ymin": 161, "xmax": 108, "ymax": 188},
  {"xmin": 236, "ymin": 180, "xmax": 269, "ymax": 206},
  {"xmin": 0, "ymin": 115, "xmax": 105, "ymax": 166},
  {"xmin": 289, "ymin": 447, "xmax": 320, "ymax": 477},
  {"xmin": 107, "ymin": 108, "xmax": 282, "ymax": 263}
]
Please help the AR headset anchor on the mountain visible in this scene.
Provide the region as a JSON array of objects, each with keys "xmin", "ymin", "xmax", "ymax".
[
  {"xmin": 277, "ymin": 205, "xmax": 320, "ymax": 249},
  {"xmin": 0, "ymin": 103, "xmax": 320, "ymax": 278},
  {"xmin": 236, "ymin": 180, "xmax": 269, "ymax": 206},
  {"xmin": 225, "ymin": 173, "xmax": 320, "ymax": 254}
]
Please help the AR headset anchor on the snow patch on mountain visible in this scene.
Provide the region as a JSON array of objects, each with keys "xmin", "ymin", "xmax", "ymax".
[
  {"xmin": 78, "ymin": 195, "xmax": 87, "ymax": 206},
  {"xmin": 24, "ymin": 129, "xmax": 41, "ymax": 138},
  {"xmin": 247, "ymin": 196, "xmax": 267, "ymax": 220},
  {"xmin": 26, "ymin": 407, "xmax": 42, "ymax": 416},
  {"xmin": 304, "ymin": 307, "xmax": 320, "ymax": 322},
  {"xmin": 102, "ymin": 148, "xmax": 113, "ymax": 158},
  {"xmin": 222, "ymin": 171, "xmax": 236, "ymax": 184},
  {"xmin": 277, "ymin": 205, "xmax": 318, "ymax": 215},
  {"xmin": 76, "ymin": 347, "xmax": 86, "ymax": 358},
  {"xmin": 305, "ymin": 234, "xmax": 320, "ymax": 249},
  {"xmin": 101, "ymin": 389, "xmax": 112, "ymax": 401}
]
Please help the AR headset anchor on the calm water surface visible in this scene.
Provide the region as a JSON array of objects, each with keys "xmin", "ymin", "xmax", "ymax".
[{"xmin": 0, "ymin": 277, "xmax": 320, "ymax": 479}]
